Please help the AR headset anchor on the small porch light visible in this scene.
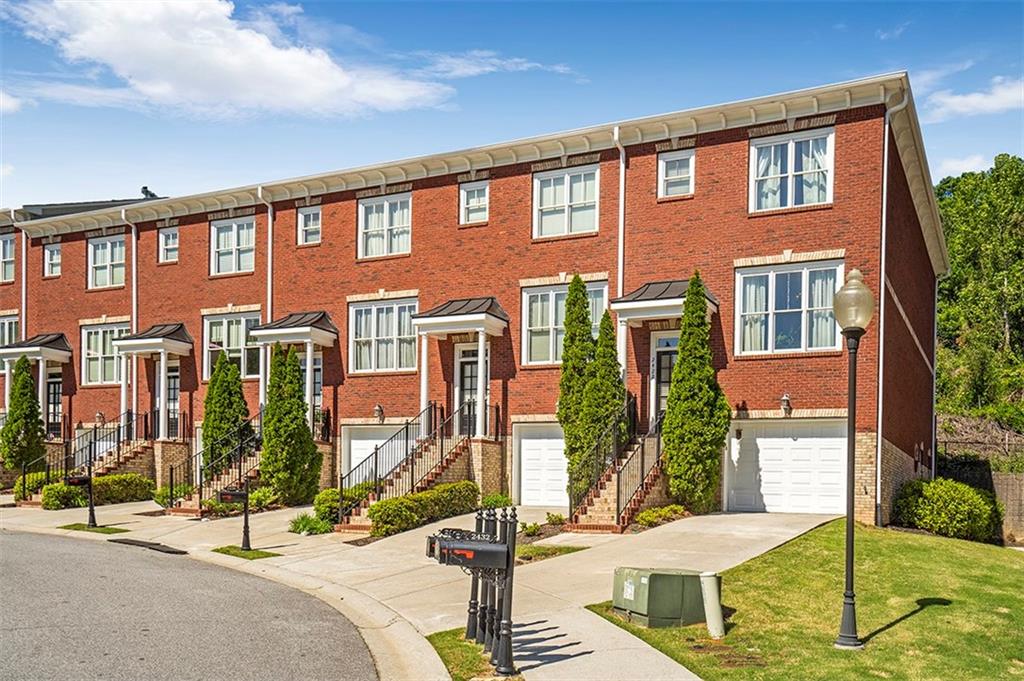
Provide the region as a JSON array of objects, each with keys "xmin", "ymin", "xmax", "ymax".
[
  {"xmin": 95, "ymin": 412, "xmax": 106, "ymax": 425},
  {"xmin": 780, "ymin": 393, "xmax": 792, "ymax": 417},
  {"xmin": 373, "ymin": 403, "xmax": 385, "ymax": 423}
]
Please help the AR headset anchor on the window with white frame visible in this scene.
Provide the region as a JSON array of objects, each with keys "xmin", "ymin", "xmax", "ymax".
[
  {"xmin": 0, "ymin": 235, "xmax": 13, "ymax": 283},
  {"xmin": 210, "ymin": 217, "xmax": 255, "ymax": 275},
  {"xmin": 735, "ymin": 260, "xmax": 843, "ymax": 355},
  {"xmin": 298, "ymin": 206, "xmax": 321, "ymax": 245},
  {"xmin": 87, "ymin": 235, "xmax": 126, "ymax": 289},
  {"xmin": 44, "ymin": 243, "xmax": 62, "ymax": 277},
  {"xmin": 204, "ymin": 313, "xmax": 260, "ymax": 379},
  {"xmin": 533, "ymin": 165, "xmax": 599, "ymax": 238},
  {"xmin": 749, "ymin": 128, "xmax": 834, "ymax": 212},
  {"xmin": 81, "ymin": 324, "xmax": 128, "ymax": 385},
  {"xmin": 349, "ymin": 299, "xmax": 417, "ymax": 372},
  {"xmin": 0, "ymin": 316, "xmax": 18, "ymax": 346},
  {"xmin": 658, "ymin": 149, "xmax": 695, "ymax": 198},
  {"xmin": 159, "ymin": 227, "xmax": 178, "ymax": 263},
  {"xmin": 522, "ymin": 282, "xmax": 607, "ymax": 364},
  {"xmin": 358, "ymin": 193, "xmax": 411, "ymax": 258},
  {"xmin": 459, "ymin": 180, "xmax": 489, "ymax": 224}
]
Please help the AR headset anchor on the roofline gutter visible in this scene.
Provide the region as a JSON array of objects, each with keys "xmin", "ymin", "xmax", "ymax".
[
  {"xmin": 121, "ymin": 208, "xmax": 139, "ymax": 417},
  {"xmin": 874, "ymin": 88, "xmax": 909, "ymax": 526}
]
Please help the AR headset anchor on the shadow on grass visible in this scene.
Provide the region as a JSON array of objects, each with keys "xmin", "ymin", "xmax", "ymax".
[{"xmin": 862, "ymin": 597, "xmax": 952, "ymax": 643}]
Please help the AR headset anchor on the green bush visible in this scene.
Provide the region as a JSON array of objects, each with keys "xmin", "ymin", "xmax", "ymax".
[
  {"xmin": 40, "ymin": 482, "xmax": 86, "ymax": 510},
  {"xmin": 480, "ymin": 492, "xmax": 513, "ymax": 509},
  {"xmin": 315, "ymin": 482, "xmax": 376, "ymax": 522},
  {"xmin": 893, "ymin": 477, "xmax": 1003, "ymax": 543},
  {"xmin": 202, "ymin": 498, "xmax": 243, "ymax": 517},
  {"xmin": 520, "ymin": 522, "xmax": 541, "ymax": 537},
  {"xmin": 153, "ymin": 483, "xmax": 196, "ymax": 508},
  {"xmin": 248, "ymin": 486, "xmax": 279, "ymax": 512},
  {"xmin": 1, "ymin": 356, "xmax": 46, "ymax": 470},
  {"xmin": 13, "ymin": 470, "xmax": 62, "ymax": 501},
  {"xmin": 92, "ymin": 474, "xmax": 154, "ymax": 506},
  {"xmin": 289, "ymin": 512, "xmax": 334, "ymax": 535},
  {"xmin": 545, "ymin": 512, "xmax": 566, "ymax": 526},
  {"xmin": 635, "ymin": 504, "xmax": 689, "ymax": 528},
  {"xmin": 368, "ymin": 481, "xmax": 479, "ymax": 537}
]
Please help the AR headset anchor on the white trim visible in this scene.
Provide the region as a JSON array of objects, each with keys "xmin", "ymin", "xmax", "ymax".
[
  {"xmin": 649, "ymin": 330, "xmax": 678, "ymax": 425},
  {"xmin": 657, "ymin": 149, "xmax": 696, "ymax": 199},
  {"xmin": 297, "ymin": 205, "xmax": 322, "ymax": 245},
  {"xmin": 112, "ymin": 336, "xmax": 192, "ymax": 357},
  {"xmin": 86, "ymin": 234, "xmax": 126, "ymax": 289},
  {"xmin": 249, "ymin": 325, "xmax": 337, "ymax": 348},
  {"xmin": 202, "ymin": 311, "xmax": 261, "ymax": 380},
  {"xmin": 520, "ymin": 280, "xmax": 608, "ymax": 366},
  {"xmin": 0, "ymin": 233, "xmax": 14, "ymax": 283},
  {"xmin": 0, "ymin": 315, "xmax": 19, "ymax": 348},
  {"xmin": 209, "ymin": 215, "xmax": 256, "ymax": 276},
  {"xmin": 459, "ymin": 180, "xmax": 489, "ymax": 225},
  {"xmin": 347, "ymin": 297, "xmax": 418, "ymax": 374},
  {"xmin": 158, "ymin": 226, "xmax": 179, "ymax": 263},
  {"xmin": 80, "ymin": 323, "xmax": 129, "ymax": 385},
  {"xmin": 356, "ymin": 192, "xmax": 412, "ymax": 259},
  {"xmin": 733, "ymin": 259, "xmax": 845, "ymax": 356},
  {"xmin": 412, "ymin": 312, "xmax": 507, "ymax": 338},
  {"xmin": 454, "ymin": 341, "xmax": 490, "ymax": 436},
  {"xmin": 748, "ymin": 127, "xmax": 835, "ymax": 213},
  {"xmin": 43, "ymin": 243, "xmax": 62, "ymax": 277},
  {"xmin": 531, "ymin": 164, "xmax": 600, "ymax": 239}
]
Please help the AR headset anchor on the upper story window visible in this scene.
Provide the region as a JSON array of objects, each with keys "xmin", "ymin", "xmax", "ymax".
[
  {"xmin": 735, "ymin": 260, "xmax": 843, "ymax": 355},
  {"xmin": 349, "ymin": 299, "xmax": 417, "ymax": 373},
  {"xmin": 204, "ymin": 313, "xmax": 260, "ymax": 379},
  {"xmin": 159, "ymin": 227, "xmax": 179, "ymax": 263},
  {"xmin": 658, "ymin": 149, "xmax": 695, "ymax": 198},
  {"xmin": 358, "ymin": 193, "xmax": 410, "ymax": 259},
  {"xmin": 82, "ymin": 324, "xmax": 128, "ymax": 385},
  {"xmin": 533, "ymin": 165, "xmax": 599, "ymax": 238},
  {"xmin": 210, "ymin": 217, "xmax": 255, "ymax": 275},
  {"xmin": 749, "ymin": 128, "xmax": 834, "ymax": 212},
  {"xmin": 522, "ymin": 281, "xmax": 607, "ymax": 365},
  {"xmin": 0, "ymin": 316, "xmax": 19, "ymax": 346},
  {"xmin": 44, "ymin": 244, "xmax": 62, "ymax": 277},
  {"xmin": 459, "ymin": 180, "xmax": 489, "ymax": 224},
  {"xmin": 298, "ymin": 206, "xmax": 322, "ymax": 245},
  {"xmin": 87, "ymin": 235, "xmax": 126, "ymax": 289},
  {"xmin": 0, "ymin": 235, "xmax": 13, "ymax": 283}
]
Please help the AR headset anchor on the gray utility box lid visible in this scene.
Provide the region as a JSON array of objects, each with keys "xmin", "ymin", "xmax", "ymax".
[{"xmin": 612, "ymin": 567, "xmax": 719, "ymax": 628}]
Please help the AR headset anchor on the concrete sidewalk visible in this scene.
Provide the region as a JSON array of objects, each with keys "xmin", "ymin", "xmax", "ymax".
[{"xmin": 1, "ymin": 502, "xmax": 832, "ymax": 681}]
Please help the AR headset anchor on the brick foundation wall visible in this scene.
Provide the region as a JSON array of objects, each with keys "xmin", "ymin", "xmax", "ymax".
[
  {"xmin": 104, "ymin": 444, "xmax": 155, "ymax": 479},
  {"xmin": 153, "ymin": 440, "xmax": 192, "ymax": 488},
  {"xmin": 435, "ymin": 445, "xmax": 472, "ymax": 485},
  {"xmin": 854, "ymin": 431, "xmax": 878, "ymax": 524},
  {"xmin": 316, "ymin": 441, "xmax": 336, "ymax": 491},
  {"xmin": 878, "ymin": 437, "xmax": 928, "ymax": 526},
  {"xmin": 468, "ymin": 438, "xmax": 505, "ymax": 496}
]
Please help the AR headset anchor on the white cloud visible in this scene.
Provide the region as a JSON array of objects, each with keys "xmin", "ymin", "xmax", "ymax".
[
  {"xmin": 2, "ymin": 0, "xmax": 453, "ymax": 118},
  {"xmin": 912, "ymin": 60, "xmax": 976, "ymax": 95},
  {"xmin": 937, "ymin": 154, "xmax": 989, "ymax": 177},
  {"xmin": 924, "ymin": 76, "xmax": 1024, "ymax": 123},
  {"xmin": 876, "ymin": 22, "xmax": 911, "ymax": 40},
  {"xmin": 0, "ymin": 164, "xmax": 12, "ymax": 178},
  {"xmin": 417, "ymin": 50, "xmax": 576, "ymax": 80},
  {"xmin": 0, "ymin": 90, "xmax": 24, "ymax": 113}
]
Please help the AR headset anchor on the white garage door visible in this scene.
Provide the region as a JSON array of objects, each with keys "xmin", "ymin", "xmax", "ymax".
[
  {"xmin": 344, "ymin": 425, "xmax": 402, "ymax": 482},
  {"xmin": 517, "ymin": 424, "xmax": 568, "ymax": 507},
  {"xmin": 725, "ymin": 420, "xmax": 846, "ymax": 514}
]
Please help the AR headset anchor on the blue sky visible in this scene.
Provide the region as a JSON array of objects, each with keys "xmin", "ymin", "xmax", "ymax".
[{"xmin": 1, "ymin": 1, "xmax": 1021, "ymax": 207}]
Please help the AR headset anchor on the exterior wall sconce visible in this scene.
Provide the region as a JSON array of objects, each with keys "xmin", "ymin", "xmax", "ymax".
[
  {"xmin": 735, "ymin": 427, "xmax": 743, "ymax": 440},
  {"xmin": 780, "ymin": 394, "xmax": 792, "ymax": 417},
  {"xmin": 373, "ymin": 404, "xmax": 385, "ymax": 423},
  {"xmin": 95, "ymin": 412, "xmax": 106, "ymax": 425}
]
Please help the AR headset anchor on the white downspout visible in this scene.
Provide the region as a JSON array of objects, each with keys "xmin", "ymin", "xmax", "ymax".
[
  {"xmin": 613, "ymin": 126, "xmax": 626, "ymax": 299},
  {"xmin": 18, "ymin": 213, "xmax": 26, "ymax": 341},
  {"xmin": 122, "ymin": 209, "xmax": 139, "ymax": 418},
  {"xmin": 257, "ymin": 187, "xmax": 274, "ymax": 408},
  {"xmin": 875, "ymin": 89, "xmax": 909, "ymax": 525}
]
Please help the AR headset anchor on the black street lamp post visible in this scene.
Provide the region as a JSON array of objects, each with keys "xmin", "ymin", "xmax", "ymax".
[{"xmin": 832, "ymin": 268, "xmax": 875, "ymax": 651}]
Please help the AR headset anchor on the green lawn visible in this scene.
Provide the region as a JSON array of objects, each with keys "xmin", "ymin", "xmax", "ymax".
[
  {"xmin": 516, "ymin": 543, "xmax": 586, "ymax": 563},
  {"xmin": 590, "ymin": 520, "xmax": 1024, "ymax": 681},
  {"xmin": 427, "ymin": 628, "xmax": 523, "ymax": 681},
  {"xmin": 211, "ymin": 545, "xmax": 281, "ymax": 560},
  {"xmin": 58, "ymin": 523, "xmax": 130, "ymax": 534}
]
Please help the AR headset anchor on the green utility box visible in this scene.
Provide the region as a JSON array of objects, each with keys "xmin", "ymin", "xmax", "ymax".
[{"xmin": 612, "ymin": 567, "xmax": 718, "ymax": 628}]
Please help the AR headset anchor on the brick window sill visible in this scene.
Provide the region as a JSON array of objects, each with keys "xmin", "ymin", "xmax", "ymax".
[
  {"xmin": 356, "ymin": 252, "xmax": 412, "ymax": 264},
  {"xmin": 458, "ymin": 221, "xmax": 489, "ymax": 230},
  {"xmin": 208, "ymin": 271, "xmax": 255, "ymax": 281},
  {"xmin": 85, "ymin": 285, "xmax": 126, "ymax": 293},
  {"xmin": 656, "ymin": 194, "xmax": 695, "ymax": 204},
  {"xmin": 346, "ymin": 370, "xmax": 418, "ymax": 378},
  {"xmin": 531, "ymin": 231, "xmax": 600, "ymax": 245},
  {"xmin": 734, "ymin": 350, "xmax": 843, "ymax": 361}
]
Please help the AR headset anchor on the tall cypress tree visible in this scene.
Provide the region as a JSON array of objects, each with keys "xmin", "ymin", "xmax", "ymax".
[
  {"xmin": 0, "ymin": 356, "xmax": 45, "ymax": 470},
  {"xmin": 557, "ymin": 275, "xmax": 595, "ymax": 497},
  {"xmin": 662, "ymin": 272, "xmax": 731, "ymax": 513},
  {"xmin": 260, "ymin": 346, "xmax": 321, "ymax": 505},
  {"xmin": 201, "ymin": 352, "xmax": 250, "ymax": 471}
]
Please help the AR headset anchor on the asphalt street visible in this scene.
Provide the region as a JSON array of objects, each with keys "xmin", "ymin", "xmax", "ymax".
[{"xmin": 0, "ymin": 530, "xmax": 377, "ymax": 681}]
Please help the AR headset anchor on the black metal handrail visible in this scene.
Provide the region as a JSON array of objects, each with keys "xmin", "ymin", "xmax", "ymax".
[
  {"xmin": 166, "ymin": 408, "xmax": 262, "ymax": 509},
  {"xmin": 197, "ymin": 424, "xmax": 264, "ymax": 509},
  {"xmin": 615, "ymin": 412, "xmax": 664, "ymax": 523},
  {"xmin": 568, "ymin": 394, "xmax": 637, "ymax": 518},
  {"xmin": 67, "ymin": 410, "xmax": 146, "ymax": 475},
  {"xmin": 147, "ymin": 408, "xmax": 189, "ymax": 441},
  {"xmin": 338, "ymin": 402, "xmax": 440, "ymax": 521},
  {"xmin": 18, "ymin": 448, "xmax": 68, "ymax": 501}
]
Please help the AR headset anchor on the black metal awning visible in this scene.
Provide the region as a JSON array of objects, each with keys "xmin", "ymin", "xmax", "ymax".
[
  {"xmin": 413, "ymin": 297, "xmax": 509, "ymax": 322},
  {"xmin": 251, "ymin": 311, "xmax": 338, "ymax": 334},
  {"xmin": 119, "ymin": 323, "xmax": 193, "ymax": 344},
  {"xmin": 0, "ymin": 333, "xmax": 73, "ymax": 354},
  {"xmin": 611, "ymin": 279, "xmax": 719, "ymax": 306}
]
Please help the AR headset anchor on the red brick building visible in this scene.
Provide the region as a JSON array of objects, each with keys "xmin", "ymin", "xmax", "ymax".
[{"xmin": 1, "ymin": 72, "xmax": 947, "ymax": 525}]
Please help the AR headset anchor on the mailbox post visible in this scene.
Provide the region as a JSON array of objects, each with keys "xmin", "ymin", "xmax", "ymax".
[
  {"xmin": 66, "ymin": 435, "xmax": 98, "ymax": 528},
  {"xmin": 466, "ymin": 510, "xmax": 483, "ymax": 639},
  {"xmin": 219, "ymin": 478, "xmax": 251, "ymax": 551}
]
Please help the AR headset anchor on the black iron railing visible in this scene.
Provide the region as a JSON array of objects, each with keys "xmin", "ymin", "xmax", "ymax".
[
  {"xmin": 615, "ymin": 412, "xmax": 664, "ymax": 523},
  {"xmin": 147, "ymin": 408, "xmax": 189, "ymax": 441},
  {"xmin": 166, "ymin": 409, "xmax": 262, "ymax": 509},
  {"xmin": 197, "ymin": 422, "xmax": 264, "ymax": 509},
  {"xmin": 18, "ymin": 448, "xmax": 68, "ymax": 501},
  {"xmin": 338, "ymin": 403, "xmax": 439, "ymax": 520},
  {"xmin": 66, "ymin": 410, "xmax": 148, "ymax": 475},
  {"xmin": 568, "ymin": 394, "xmax": 637, "ymax": 518},
  {"xmin": 45, "ymin": 413, "xmax": 70, "ymax": 441},
  {"xmin": 313, "ymin": 407, "xmax": 332, "ymax": 443}
]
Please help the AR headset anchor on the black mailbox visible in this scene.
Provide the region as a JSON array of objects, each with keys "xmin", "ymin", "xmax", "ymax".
[
  {"xmin": 66, "ymin": 475, "xmax": 90, "ymax": 487},
  {"xmin": 219, "ymin": 488, "xmax": 248, "ymax": 503},
  {"xmin": 438, "ymin": 539, "xmax": 508, "ymax": 569}
]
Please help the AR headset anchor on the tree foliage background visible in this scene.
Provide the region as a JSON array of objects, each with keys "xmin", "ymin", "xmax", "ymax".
[
  {"xmin": 935, "ymin": 154, "xmax": 1024, "ymax": 431},
  {"xmin": 0, "ymin": 356, "xmax": 45, "ymax": 470},
  {"xmin": 201, "ymin": 352, "xmax": 250, "ymax": 471}
]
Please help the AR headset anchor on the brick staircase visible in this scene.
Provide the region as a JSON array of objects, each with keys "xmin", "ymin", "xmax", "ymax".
[
  {"xmin": 336, "ymin": 437, "xmax": 472, "ymax": 532},
  {"xmin": 16, "ymin": 440, "xmax": 155, "ymax": 507},
  {"xmin": 168, "ymin": 452, "xmax": 262, "ymax": 516}
]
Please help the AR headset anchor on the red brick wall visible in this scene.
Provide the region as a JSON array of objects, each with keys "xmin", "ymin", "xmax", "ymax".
[{"xmin": 0, "ymin": 229, "xmax": 22, "ymax": 408}]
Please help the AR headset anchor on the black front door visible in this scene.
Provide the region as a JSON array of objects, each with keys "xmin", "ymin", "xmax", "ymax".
[
  {"xmin": 655, "ymin": 347, "xmax": 677, "ymax": 419},
  {"xmin": 46, "ymin": 377, "xmax": 62, "ymax": 439},
  {"xmin": 458, "ymin": 357, "xmax": 478, "ymax": 436}
]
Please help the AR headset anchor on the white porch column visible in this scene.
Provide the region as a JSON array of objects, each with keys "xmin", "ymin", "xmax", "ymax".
[
  {"xmin": 258, "ymin": 345, "xmax": 268, "ymax": 408},
  {"xmin": 616, "ymin": 317, "xmax": 628, "ymax": 381},
  {"xmin": 158, "ymin": 349, "xmax": 169, "ymax": 441},
  {"xmin": 37, "ymin": 360, "xmax": 47, "ymax": 432},
  {"xmin": 419, "ymin": 332, "xmax": 428, "ymax": 413},
  {"xmin": 119, "ymin": 354, "xmax": 129, "ymax": 421},
  {"xmin": 4, "ymin": 360, "xmax": 11, "ymax": 408},
  {"xmin": 475, "ymin": 330, "xmax": 486, "ymax": 438},
  {"xmin": 304, "ymin": 340, "xmax": 315, "ymax": 429}
]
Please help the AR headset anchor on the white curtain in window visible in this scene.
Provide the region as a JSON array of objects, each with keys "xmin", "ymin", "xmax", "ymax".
[
  {"xmin": 755, "ymin": 144, "xmax": 786, "ymax": 210},
  {"xmin": 362, "ymin": 203, "xmax": 385, "ymax": 256},
  {"xmin": 796, "ymin": 137, "xmax": 829, "ymax": 205},
  {"xmin": 528, "ymin": 295, "xmax": 551, "ymax": 361},
  {"xmin": 741, "ymin": 275, "xmax": 768, "ymax": 352},
  {"xmin": 808, "ymin": 269, "xmax": 837, "ymax": 348}
]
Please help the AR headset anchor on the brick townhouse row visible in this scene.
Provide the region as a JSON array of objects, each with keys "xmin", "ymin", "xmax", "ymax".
[{"xmin": 0, "ymin": 72, "xmax": 947, "ymax": 524}]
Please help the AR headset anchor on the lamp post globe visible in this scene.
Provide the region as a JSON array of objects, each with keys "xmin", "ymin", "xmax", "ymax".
[{"xmin": 832, "ymin": 268, "xmax": 874, "ymax": 651}]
